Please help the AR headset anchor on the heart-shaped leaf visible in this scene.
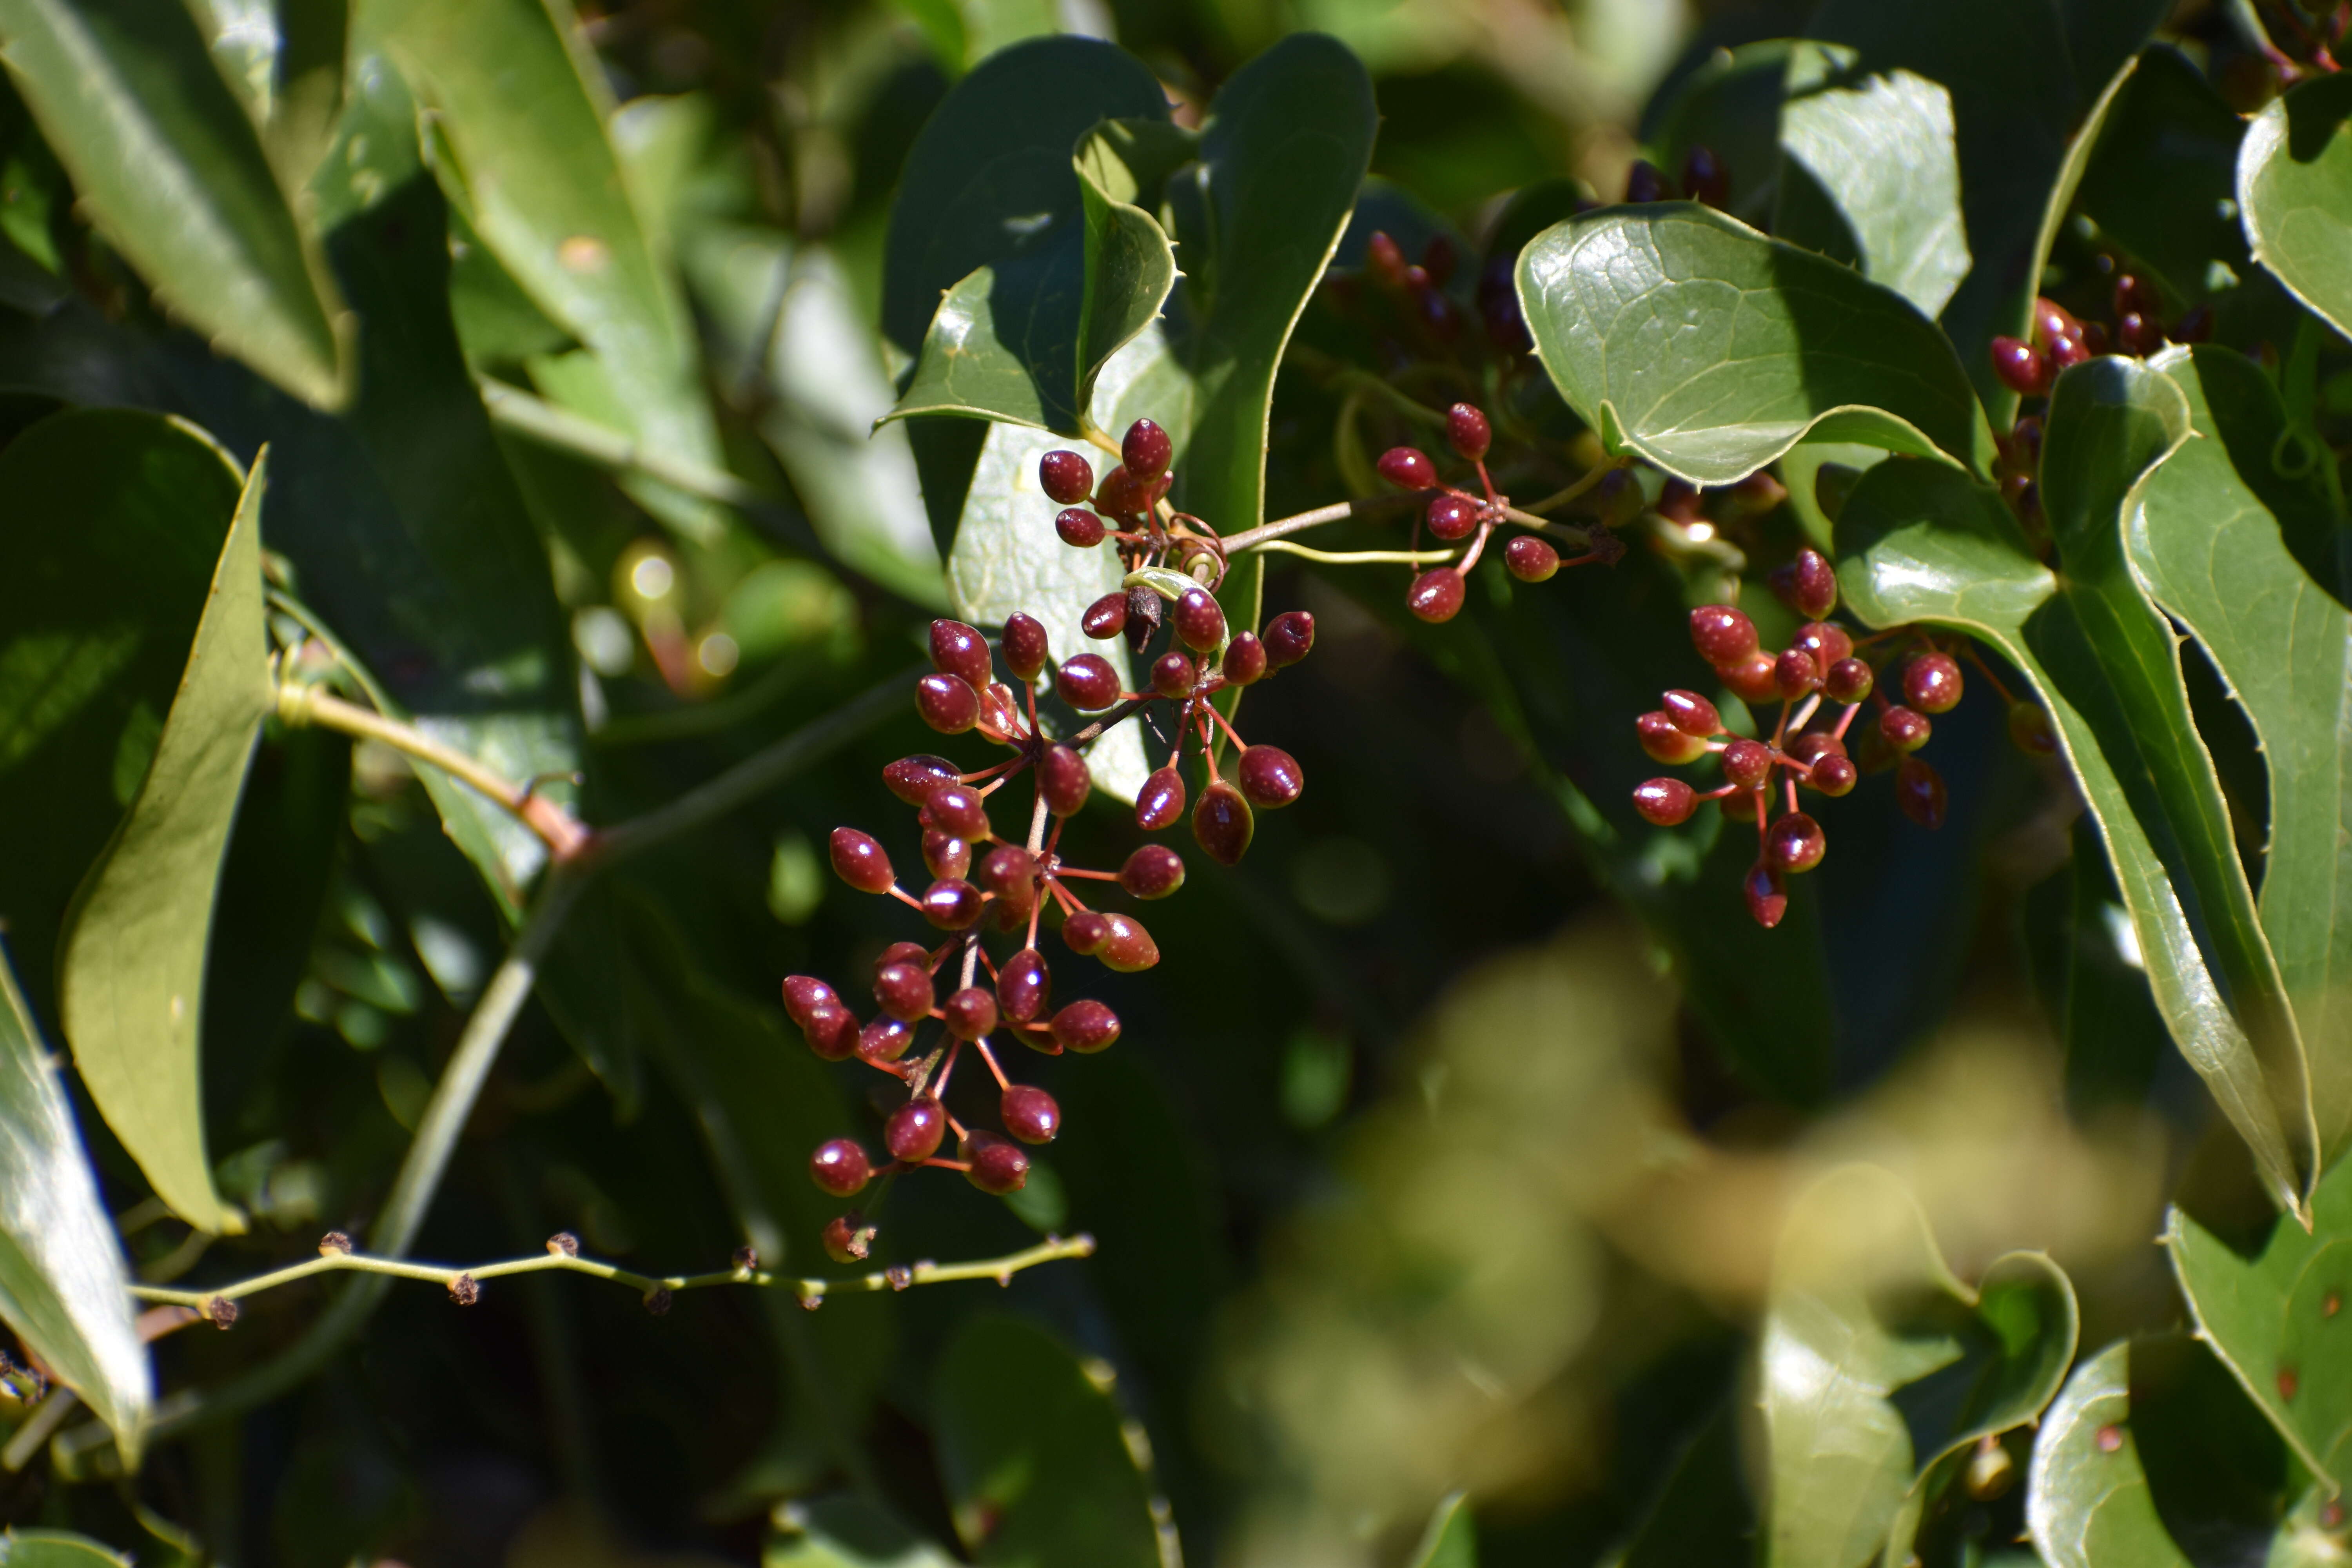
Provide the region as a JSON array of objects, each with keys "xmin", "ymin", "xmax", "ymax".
[
  {"xmin": 2131, "ymin": 343, "xmax": 2352, "ymax": 1158},
  {"xmin": 1757, "ymin": 1165, "xmax": 2077, "ymax": 1568},
  {"xmin": 1837, "ymin": 358, "xmax": 2317, "ymax": 1216},
  {"xmin": 1515, "ymin": 203, "xmax": 1995, "ymax": 488},
  {"xmin": 932, "ymin": 1315, "xmax": 1163, "ymax": 1568},
  {"xmin": 0, "ymin": 0, "xmax": 352, "ymax": 408},
  {"xmin": 2238, "ymin": 71, "xmax": 2352, "ymax": 342},
  {"xmin": 58, "ymin": 448, "xmax": 272, "ymax": 1236},
  {"xmin": 0, "ymin": 953, "xmax": 149, "ymax": 1465}
]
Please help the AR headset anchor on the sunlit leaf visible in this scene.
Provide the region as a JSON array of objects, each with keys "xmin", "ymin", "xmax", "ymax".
[
  {"xmin": 1406, "ymin": 1491, "xmax": 1476, "ymax": 1568},
  {"xmin": 2027, "ymin": 1340, "xmax": 2194, "ymax": 1568},
  {"xmin": 2072, "ymin": 48, "xmax": 2247, "ymax": 310},
  {"xmin": 0, "ymin": 1530, "xmax": 134, "ymax": 1567},
  {"xmin": 2239, "ymin": 73, "xmax": 2352, "ymax": 343}
]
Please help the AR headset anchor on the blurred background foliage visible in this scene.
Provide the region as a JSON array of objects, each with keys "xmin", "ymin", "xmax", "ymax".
[{"xmin": 0, "ymin": 0, "xmax": 2279, "ymax": 1563}]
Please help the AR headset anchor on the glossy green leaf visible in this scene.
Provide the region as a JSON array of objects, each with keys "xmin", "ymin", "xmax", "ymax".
[
  {"xmin": 2239, "ymin": 72, "xmax": 2352, "ymax": 342},
  {"xmin": 2027, "ymin": 1341, "xmax": 2194, "ymax": 1568},
  {"xmin": 57, "ymin": 450, "xmax": 270, "ymax": 1235},
  {"xmin": 932, "ymin": 1316, "xmax": 1161, "ymax": 1568},
  {"xmin": 1406, "ymin": 1492, "xmax": 1476, "ymax": 1568},
  {"xmin": 1641, "ymin": 40, "xmax": 1792, "ymax": 226},
  {"xmin": 2132, "ymin": 345, "xmax": 2352, "ymax": 1156},
  {"xmin": 183, "ymin": 0, "xmax": 349, "ymax": 187},
  {"xmin": 0, "ymin": 1531, "xmax": 133, "ymax": 1567},
  {"xmin": 1757, "ymin": 1165, "xmax": 2077, "ymax": 1568},
  {"xmin": 1515, "ymin": 203, "xmax": 1995, "ymax": 488},
  {"xmin": 1837, "ymin": 358, "xmax": 2317, "ymax": 1215},
  {"xmin": 375, "ymin": 0, "xmax": 728, "ymax": 544},
  {"xmin": 0, "ymin": 953, "xmax": 149, "ymax": 1463},
  {"xmin": 0, "ymin": 0, "xmax": 350, "ymax": 408},
  {"xmin": 2024, "ymin": 817, "xmax": 2170, "ymax": 1120},
  {"xmin": 1773, "ymin": 42, "xmax": 1969, "ymax": 320},
  {"xmin": 2073, "ymin": 48, "xmax": 2247, "ymax": 309}
]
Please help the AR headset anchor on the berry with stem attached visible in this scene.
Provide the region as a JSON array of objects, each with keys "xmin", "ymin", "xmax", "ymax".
[
  {"xmin": 1040, "ymin": 450, "xmax": 1094, "ymax": 505},
  {"xmin": 1002, "ymin": 1085, "xmax": 1061, "ymax": 1144},
  {"xmin": 810, "ymin": 1139, "xmax": 872, "ymax": 1196}
]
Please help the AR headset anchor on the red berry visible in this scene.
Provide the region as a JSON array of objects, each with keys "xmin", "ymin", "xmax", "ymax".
[
  {"xmin": 1504, "ymin": 535, "xmax": 1559, "ymax": 581},
  {"xmin": 1051, "ymin": 999, "xmax": 1120, "ymax": 1053},
  {"xmin": 1689, "ymin": 605, "xmax": 1759, "ymax": 665},
  {"xmin": 1039, "ymin": 744, "xmax": 1091, "ymax": 817},
  {"xmin": 887, "ymin": 1096, "xmax": 947, "ymax": 1161},
  {"xmin": 1445, "ymin": 403, "xmax": 1491, "ymax": 461},
  {"xmin": 883, "ymin": 753, "xmax": 958, "ymax": 806},
  {"xmin": 1119, "ymin": 844, "xmax": 1186, "ymax": 899},
  {"xmin": 2048, "ymin": 333, "xmax": 2090, "ymax": 372},
  {"xmin": 2031, "ymin": 297, "xmax": 2080, "ymax": 347},
  {"xmin": 1638, "ymin": 710, "xmax": 1709, "ymax": 764},
  {"xmin": 1769, "ymin": 549, "xmax": 1838, "ymax": 619},
  {"xmin": 857, "ymin": 1016, "xmax": 915, "ymax": 1064},
  {"xmin": 810, "ymin": 1139, "xmax": 871, "ymax": 1196},
  {"xmin": 1263, "ymin": 611, "xmax": 1316, "ymax": 668},
  {"xmin": 1136, "ymin": 766, "xmax": 1186, "ymax": 831},
  {"xmin": 802, "ymin": 1002, "xmax": 858, "ymax": 1060},
  {"xmin": 965, "ymin": 1133, "xmax": 1029, "ymax": 1194},
  {"xmin": 998, "ymin": 947, "xmax": 1051, "ymax": 1022},
  {"xmin": 1897, "ymin": 756, "xmax": 1947, "ymax": 828},
  {"xmin": 2117, "ymin": 311, "xmax": 2164, "ymax": 357},
  {"xmin": 873, "ymin": 962, "xmax": 932, "ymax": 1022},
  {"xmin": 1237, "ymin": 746, "xmax": 1304, "ymax": 809},
  {"xmin": 1192, "ymin": 780, "xmax": 1254, "ymax": 866},
  {"xmin": 1122, "ymin": 418, "xmax": 1172, "ymax": 479},
  {"xmin": 1002, "ymin": 1085, "xmax": 1061, "ymax": 1144},
  {"xmin": 1062, "ymin": 910, "xmax": 1110, "ymax": 956},
  {"xmin": 873, "ymin": 941, "xmax": 930, "ymax": 976},
  {"xmin": 1774, "ymin": 648, "xmax": 1820, "ymax": 697},
  {"xmin": 1633, "ymin": 777, "xmax": 1696, "ymax": 826},
  {"xmin": 976, "ymin": 844, "xmax": 1034, "ymax": 898},
  {"xmin": 1720, "ymin": 788, "xmax": 1760, "ymax": 823},
  {"xmin": 1056, "ymin": 654, "xmax": 1122, "ymax": 710},
  {"xmin": 1150, "ymin": 650, "xmax": 1196, "ymax": 698},
  {"xmin": 1880, "ymin": 706, "xmax": 1932, "ymax": 752},
  {"xmin": 1809, "ymin": 754, "xmax": 1858, "ymax": 797},
  {"xmin": 1743, "ymin": 862, "xmax": 1787, "ymax": 929},
  {"xmin": 822, "ymin": 1212, "xmax": 871, "ymax": 1263},
  {"xmin": 1098, "ymin": 912, "xmax": 1159, "ymax": 971},
  {"xmin": 1786, "ymin": 731, "xmax": 1846, "ymax": 767},
  {"xmin": 921, "ymin": 783, "xmax": 991, "ymax": 841},
  {"xmin": 829, "ymin": 828, "xmax": 895, "ymax": 894},
  {"xmin": 1094, "ymin": 463, "xmax": 1153, "ymax": 519},
  {"xmin": 929, "ymin": 619, "xmax": 992, "ymax": 687},
  {"xmin": 1056, "ymin": 507, "xmax": 1107, "ymax": 548},
  {"xmin": 1082, "ymin": 592, "xmax": 1127, "ymax": 640},
  {"xmin": 1658, "ymin": 479, "xmax": 1702, "ymax": 525},
  {"xmin": 1990, "ymin": 336, "xmax": 2052, "ymax": 396},
  {"xmin": 2114, "ymin": 273, "xmax": 2161, "ymax": 319},
  {"xmin": 1002, "ymin": 613, "xmax": 1050, "ymax": 681},
  {"xmin": 1824, "ymin": 657, "xmax": 1874, "ymax": 704},
  {"xmin": 1377, "ymin": 447, "xmax": 1436, "ymax": 489},
  {"xmin": 2009, "ymin": 699, "xmax": 2058, "ymax": 755},
  {"xmin": 922, "ymin": 829, "xmax": 971, "ymax": 881},
  {"xmin": 1407, "ymin": 568, "xmax": 1466, "ymax": 622},
  {"xmin": 1625, "ymin": 160, "xmax": 1671, "ymax": 203},
  {"xmin": 942, "ymin": 986, "xmax": 997, "ymax": 1040},
  {"xmin": 1719, "ymin": 653, "xmax": 1782, "ymax": 706},
  {"xmin": 1039, "ymin": 450, "xmax": 1094, "ymax": 505},
  {"xmin": 1365, "ymin": 230, "xmax": 1408, "ymax": 289},
  {"xmin": 1791, "ymin": 622, "xmax": 1853, "ymax": 670},
  {"xmin": 916, "ymin": 673, "xmax": 981, "ymax": 734},
  {"xmin": 782, "ymin": 975, "xmax": 837, "ymax": 1027},
  {"xmin": 1222, "ymin": 632, "xmax": 1268, "ymax": 686},
  {"xmin": 1721, "ymin": 739, "xmax": 1773, "ymax": 789},
  {"xmin": 1426, "ymin": 495, "xmax": 1477, "ymax": 541},
  {"xmin": 921, "ymin": 878, "xmax": 983, "ymax": 929},
  {"xmin": 1904, "ymin": 652, "xmax": 1964, "ymax": 714},
  {"xmin": 1766, "ymin": 811, "xmax": 1826, "ymax": 873},
  {"xmin": 1173, "ymin": 588, "xmax": 1225, "ymax": 652},
  {"xmin": 1680, "ymin": 145, "xmax": 1729, "ymax": 208},
  {"xmin": 1662, "ymin": 690, "xmax": 1722, "ymax": 736}
]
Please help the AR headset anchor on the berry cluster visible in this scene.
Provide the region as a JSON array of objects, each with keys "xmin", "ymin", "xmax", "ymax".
[
  {"xmin": 1629, "ymin": 547, "xmax": 2051, "ymax": 927},
  {"xmin": 787, "ymin": 417, "xmax": 1318, "ymax": 1262},
  {"xmin": 1989, "ymin": 283, "xmax": 2209, "ymax": 398}
]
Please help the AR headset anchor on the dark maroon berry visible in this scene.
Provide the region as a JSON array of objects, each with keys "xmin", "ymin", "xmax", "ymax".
[
  {"xmin": 2047, "ymin": 333, "xmax": 2089, "ymax": 372},
  {"xmin": 1588, "ymin": 468, "xmax": 1642, "ymax": 525},
  {"xmin": 857, "ymin": 1016, "xmax": 915, "ymax": 1064},
  {"xmin": 1051, "ymin": 999, "xmax": 1120, "ymax": 1053},
  {"xmin": 883, "ymin": 753, "xmax": 959, "ymax": 805},
  {"xmin": 2169, "ymin": 305, "xmax": 2213, "ymax": 344},
  {"xmin": 1192, "ymin": 780, "xmax": 1254, "ymax": 865},
  {"xmin": 1662, "ymin": 690, "xmax": 1722, "ymax": 737},
  {"xmin": 1417, "ymin": 290, "xmax": 1462, "ymax": 340},
  {"xmin": 1150, "ymin": 650, "xmax": 1196, "ymax": 698},
  {"xmin": 1897, "ymin": 756, "xmax": 1947, "ymax": 828},
  {"xmin": 1222, "ymin": 632, "xmax": 1268, "ymax": 686},
  {"xmin": 998, "ymin": 948, "xmax": 1050, "ymax": 1022},
  {"xmin": 2114, "ymin": 272, "xmax": 2161, "ymax": 318},
  {"xmin": 1638, "ymin": 711, "xmax": 1709, "ymax": 765},
  {"xmin": 1719, "ymin": 653, "xmax": 1782, "ymax": 706},
  {"xmin": 1056, "ymin": 507, "xmax": 1107, "ymax": 548},
  {"xmin": 1680, "ymin": 145, "xmax": 1729, "ymax": 207},
  {"xmin": 976, "ymin": 844, "xmax": 1034, "ymax": 899},
  {"xmin": 921, "ymin": 878, "xmax": 983, "ymax": 929},
  {"xmin": 2117, "ymin": 311, "xmax": 2164, "ymax": 357},
  {"xmin": 1407, "ymin": 568, "xmax": 1466, "ymax": 623},
  {"xmin": 1446, "ymin": 403, "xmax": 1491, "ymax": 462},
  {"xmin": 1744, "ymin": 862, "xmax": 1788, "ymax": 929},
  {"xmin": 1771, "ymin": 648, "xmax": 1819, "ymax": 698},
  {"xmin": 1810, "ymin": 755, "xmax": 1858, "ymax": 796},
  {"xmin": 1426, "ymin": 495, "xmax": 1477, "ymax": 541},
  {"xmin": 782, "ymin": 975, "xmax": 838, "ymax": 1027},
  {"xmin": 1766, "ymin": 812, "xmax": 1826, "ymax": 874},
  {"xmin": 873, "ymin": 962, "xmax": 933, "ymax": 1022},
  {"xmin": 887, "ymin": 1097, "xmax": 947, "ymax": 1161},
  {"xmin": 1056, "ymin": 654, "xmax": 1122, "ymax": 710},
  {"xmin": 2031, "ymin": 297, "xmax": 2080, "ymax": 347},
  {"xmin": 1094, "ymin": 463, "xmax": 1153, "ymax": 519},
  {"xmin": 1136, "ymin": 766, "xmax": 1185, "ymax": 831},
  {"xmin": 1039, "ymin": 744, "xmax": 1091, "ymax": 817},
  {"xmin": 1504, "ymin": 535, "xmax": 1559, "ymax": 581},
  {"xmin": 1122, "ymin": 418, "xmax": 1172, "ymax": 479},
  {"xmin": 922, "ymin": 829, "xmax": 971, "ymax": 881},
  {"xmin": 1119, "ymin": 844, "xmax": 1186, "ymax": 899},
  {"xmin": 1003, "ymin": 613, "xmax": 1050, "ymax": 681},
  {"xmin": 1237, "ymin": 745, "xmax": 1303, "ymax": 809},
  {"xmin": 942, "ymin": 987, "xmax": 997, "ymax": 1040},
  {"xmin": 1768, "ymin": 549, "xmax": 1838, "ymax": 619},
  {"xmin": 965, "ymin": 1133, "xmax": 1029, "ymax": 1194},
  {"xmin": 1880, "ymin": 706, "xmax": 1932, "ymax": 752},
  {"xmin": 921, "ymin": 783, "xmax": 991, "ymax": 841},
  {"xmin": 1263, "ymin": 611, "xmax": 1316, "ymax": 667},
  {"xmin": 929, "ymin": 619, "xmax": 992, "ymax": 687},
  {"xmin": 1172, "ymin": 588, "xmax": 1225, "ymax": 652},
  {"xmin": 1791, "ymin": 622, "xmax": 1853, "ymax": 670},
  {"xmin": 1365, "ymin": 230, "xmax": 1408, "ymax": 288},
  {"xmin": 1040, "ymin": 450, "xmax": 1094, "ymax": 505},
  {"xmin": 2009, "ymin": 699, "xmax": 2058, "ymax": 755},
  {"xmin": 1824, "ymin": 657, "xmax": 1874, "ymax": 704},
  {"xmin": 1721, "ymin": 788, "xmax": 1760, "ymax": 823},
  {"xmin": 1990, "ymin": 336, "xmax": 2052, "ymax": 396},
  {"xmin": 829, "ymin": 828, "xmax": 895, "ymax": 894},
  {"xmin": 1633, "ymin": 778, "xmax": 1696, "ymax": 826},
  {"xmin": 1690, "ymin": 605, "xmax": 1759, "ymax": 665},
  {"xmin": 803, "ymin": 1001, "xmax": 858, "ymax": 1060},
  {"xmin": 1904, "ymin": 652, "xmax": 1964, "ymax": 714},
  {"xmin": 822, "ymin": 1212, "xmax": 871, "ymax": 1263},
  {"xmin": 874, "ymin": 940, "xmax": 931, "ymax": 976},
  {"xmin": 1377, "ymin": 447, "xmax": 1436, "ymax": 489},
  {"xmin": 1721, "ymin": 739, "xmax": 1773, "ymax": 790},
  {"xmin": 1002, "ymin": 1085, "xmax": 1061, "ymax": 1144},
  {"xmin": 1098, "ymin": 912, "xmax": 1159, "ymax": 971},
  {"xmin": 916, "ymin": 673, "xmax": 981, "ymax": 735},
  {"xmin": 1657, "ymin": 479, "xmax": 1702, "ymax": 524},
  {"xmin": 1786, "ymin": 731, "xmax": 1846, "ymax": 768},
  {"xmin": 1082, "ymin": 592, "xmax": 1127, "ymax": 640},
  {"xmin": 1624, "ymin": 160, "xmax": 1671, "ymax": 203},
  {"xmin": 1062, "ymin": 910, "xmax": 1110, "ymax": 956},
  {"xmin": 810, "ymin": 1140, "xmax": 871, "ymax": 1196}
]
